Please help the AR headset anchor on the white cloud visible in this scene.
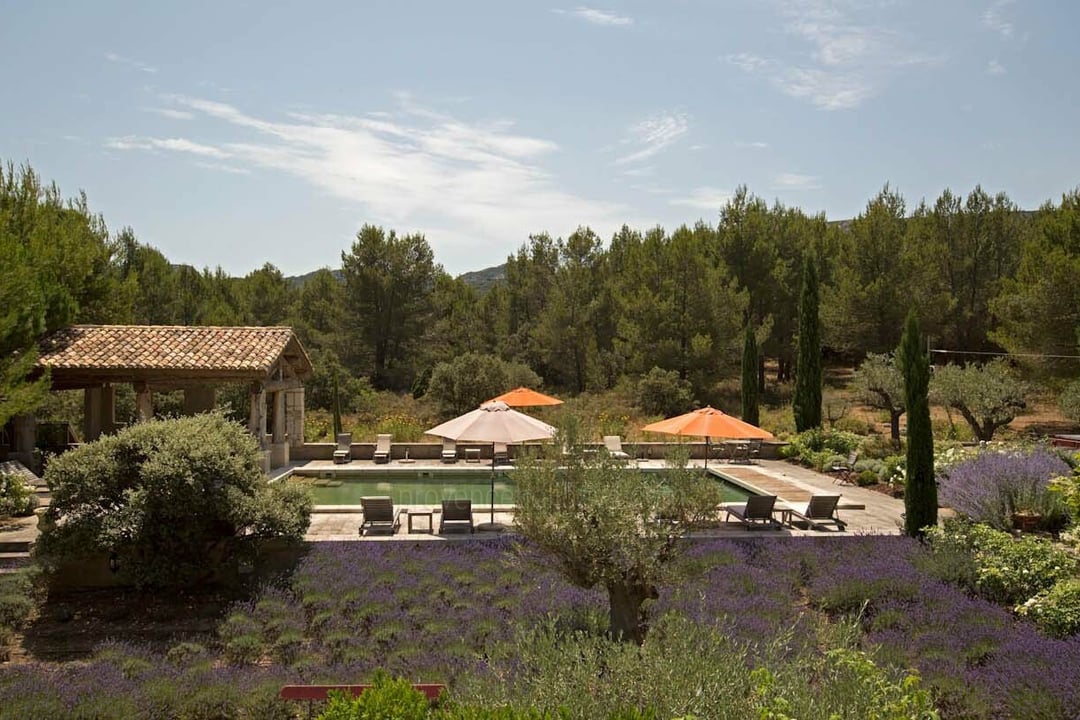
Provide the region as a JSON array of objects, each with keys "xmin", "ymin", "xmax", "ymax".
[
  {"xmin": 987, "ymin": 59, "xmax": 1006, "ymax": 75},
  {"xmin": 726, "ymin": 0, "xmax": 939, "ymax": 110},
  {"xmin": 107, "ymin": 136, "xmax": 230, "ymax": 158},
  {"xmin": 772, "ymin": 172, "xmax": 821, "ymax": 191},
  {"xmin": 671, "ymin": 186, "xmax": 733, "ymax": 210},
  {"xmin": 147, "ymin": 107, "xmax": 195, "ymax": 120},
  {"xmin": 554, "ymin": 6, "xmax": 633, "ymax": 26},
  {"xmin": 110, "ymin": 95, "xmax": 636, "ymax": 264},
  {"xmin": 104, "ymin": 52, "xmax": 157, "ymax": 74},
  {"xmin": 983, "ymin": 0, "xmax": 1014, "ymax": 38},
  {"xmin": 615, "ymin": 111, "xmax": 690, "ymax": 165},
  {"xmin": 734, "ymin": 141, "xmax": 770, "ymax": 149}
]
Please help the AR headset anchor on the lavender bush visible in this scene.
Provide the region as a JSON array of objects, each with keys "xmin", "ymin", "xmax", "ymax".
[
  {"xmin": 937, "ymin": 447, "xmax": 1070, "ymax": 530},
  {"xmin": 3, "ymin": 536, "xmax": 1080, "ymax": 718}
]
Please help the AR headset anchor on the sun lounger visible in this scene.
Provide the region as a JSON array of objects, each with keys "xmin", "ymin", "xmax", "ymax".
[
  {"xmin": 787, "ymin": 494, "xmax": 846, "ymax": 531},
  {"xmin": 724, "ymin": 494, "xmax": 782, "ymax": 530},
  {"xmin": 333, "ymin": 432, "xmax": 352, "ymax": 464},
  {"xmin": 493, "ymin": 443, "xmax": 509, "ymax": 465},
  {"xmin": 438, "ymin": 499, "xmax": 474, "ymax": 534},
  {"xmin": 373, "ymin": 434, "xmax": 391, "ymax": 464},
  {"xmin": 603, "ymin": 435, "xmax": 632, "ymax": 460},
  {"xmin": 441, "ymin": 438, "xmax": 458, "ymax": 463},
  {"xmin": 359, "ymin": 496, "xmax": 401, "ymax": 535}
]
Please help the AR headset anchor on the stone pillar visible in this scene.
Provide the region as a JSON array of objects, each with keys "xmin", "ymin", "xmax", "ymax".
[
  {"xmin": 248, "ymin": 383, "xmax": 267, "ymax": 447},
  {"xmin": 84, "ymin": 386, "xmax": 104, "ymax": 441},
  {"xmin": 183, "ymin": 386, "xmax": 216, "ymax": 415},
  {"xmin": 101, "ymin": 384, "xmax": 116, "ymax": 436},
  {"xmin": 271, "ymin": 391, "xmax": 286, "ymax": 444},
  {"xmin": 134, "ymin": 383, "xmax": 153, "ymax": 422},
  {"xmin": 285, "ymin": 388, "xmax": 305, "ymax": 448}
]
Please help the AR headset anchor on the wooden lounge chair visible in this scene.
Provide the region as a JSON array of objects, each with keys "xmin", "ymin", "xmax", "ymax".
[
  {"xmin": 493, "ymin": 443, "xmax": 510, "ymax": 465},
  {"xmin": 441, "ymin": 438, "xmax": 458, "ymax": 464},
  {"xmin": 438, "ymin": 499, "xmax": 474, "ymax": 534},
  {"xmin": 787, "ymin": 494, "xmax": 847, "ymax": 531},
  {"xmin": 831, "ymin": 451, "xmax": 859, "ymax": 485},
  {"xmin": 602, "ymin": 435, "xmax": 632, "ymax": 461},
  {"xmin": 724, "ymin": 494, "xmax": 782, "ymax": 530},
  {"xmin": 333, "ymin": 432, "xmax": 352, "ymax": 464},
  {"xmin": 373, "ymin": 434, "xmax": 391, "ymax": 464},
  {"xmin": 359, "ymin": 496, "xmax": 401, "ymax": 535}
]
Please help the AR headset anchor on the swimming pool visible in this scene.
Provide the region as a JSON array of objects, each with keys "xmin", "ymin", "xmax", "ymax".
[{"xmin": 290, "ymin": 468, "xmax": 754, "ymax": 506}]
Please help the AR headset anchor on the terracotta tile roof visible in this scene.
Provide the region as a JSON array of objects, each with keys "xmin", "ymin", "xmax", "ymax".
[{"xmin": 37, "ymin": 325, "xmax": 308, "ymax": 375}]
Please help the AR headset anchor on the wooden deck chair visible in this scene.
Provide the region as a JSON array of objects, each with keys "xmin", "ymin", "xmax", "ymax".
[
  {"xmin": 441, "ymin": 438, "xmax": 458, "ymax": 463},
  {"xmin": 493, "ymin": 443, "xmax": 510, "ymax": 465},
  {"xmin": 359, "ymin": 496, "xmax": 401, "ymax": 535},
  {"xmin": 602, "ymin": 435, "xmax": 632, "ymax": 460},
  {"xmin": 831, "ymin": 451, "xmax": 859, "ymax": 485},
  {"xmin": 333, "ymin": 432, "xmax": 352, "ymax": 464},
  {"xmin": 439, "ymin": 499, "xmax": 474, "ymax": 534},
  {"xmin": 788, "ymin": 495, "xmax": 846, "ymax": 531},
  {"xmin": 373, "ymin": 434, "xmax": 392, "ymax": 464},
  {"xmin": 724, "ymin": 494, "xmax": 781, "ymax": 530}
]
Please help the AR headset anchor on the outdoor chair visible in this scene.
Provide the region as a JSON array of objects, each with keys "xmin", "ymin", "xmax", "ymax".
[
  {"xmin": 333, "ymin": 432, "xmax": 352, "ymax": 464},
  {"xmin": 787, "ymin": 495, "xmax": 846, "ymax": 531},
  {"xmin": 439, "ymin": 499, "xmax": 475, "ymax": 534},
  {"xmin": 831, "ymin": 451, "xmax": 859, "ymax": 485},
  {"xmin": 441, "ymin": 438, "xmax": 458, "ymax": 463},
  {"xmin": 602, "ymin": 435, "xmax": 632, "ymax": 461},
  {"xmin": 746, "ymin": 438, "xmax": 763, "ymax": 463},
  {"xmin": 724, "ymin": 494, "xmax": 782, "ymax": 530},
  {"xmin": 359, "ymin": 496, "xmax": 401, "ymax": 535},
  {"xmin": 493, "ymin": 443, "xmax": 510, "ymax": 465},
  {"xmin": 373, "ymin": 434, "xmax": 392, "ymax": 464}
]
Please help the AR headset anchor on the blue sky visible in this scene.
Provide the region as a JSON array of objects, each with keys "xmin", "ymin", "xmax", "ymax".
[{"xmin": 3, "ymin": 0, "xmax": 1078, "ymax": 277}]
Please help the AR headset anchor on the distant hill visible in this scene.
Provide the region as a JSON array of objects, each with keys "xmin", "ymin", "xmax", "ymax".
[{"xmin": 284, "ymin": 264, "xmax": 506, "ymax": 293}]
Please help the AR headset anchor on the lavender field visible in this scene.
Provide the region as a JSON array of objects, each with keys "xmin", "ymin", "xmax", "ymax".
[{"xmin": 2, "ymin": 536, "xmax": 1079, "ymax": 719}]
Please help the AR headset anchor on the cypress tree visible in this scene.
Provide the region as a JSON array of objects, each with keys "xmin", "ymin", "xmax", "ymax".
[
  {"xmin": 332, "ymin": 369, "xmax": 343, "ymax": 438},
  {"xmin": 898, "ymin": 309, "xmax": 937, "ymax": 537},
  {"xmin": 793, "ymin": 256, "xmax": 822, "ymax": 432},
  {"xmin": 741, "ymin": 324, "xmax": 759, "ymax": 426}
]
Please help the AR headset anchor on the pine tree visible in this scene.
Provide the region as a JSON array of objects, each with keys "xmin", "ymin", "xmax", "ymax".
[
  {"xmin": 741, "ymin": 324, "xmax": 759, "ymax": 426},
  {"xmin": 898, "ymin": 310, "xmax": 937, "ymax": 537},
  {"xmin": 793, "ymin": 256, "xmax": 822, "ymax": 432}
]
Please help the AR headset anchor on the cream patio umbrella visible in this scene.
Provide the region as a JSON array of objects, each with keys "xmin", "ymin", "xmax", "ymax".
[
  {"xmin": 425, "ymin": 401, "xmax": 557, "ymax": 529},
  {"xmin": 641, "ymin": 406, "xmax": 774, "ymax": 468}
]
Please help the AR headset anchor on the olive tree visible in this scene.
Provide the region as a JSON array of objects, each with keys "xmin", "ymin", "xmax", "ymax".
[
  {"xmin": 514, "ymin": 449, "xmax": 721, "ymax": 644},
  {"xmin": 426, "ymin": 352, "xmax": 541, "ymax": 416},
  {"xmin": 37, "ymin": 413, "xmax": 312, "ymax": 589},
  {"xmin": 931, "ymin": 359, "xmax": 1028, "ymax": 442},
  {"xmin": 851, "ymin": 353, "xmax": 905, "ymax": 447}
]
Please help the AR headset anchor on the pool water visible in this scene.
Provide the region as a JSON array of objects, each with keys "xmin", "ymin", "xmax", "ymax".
[{"xmin": 291, "ymin": 469, "xmax": 753, "ymax": 506}]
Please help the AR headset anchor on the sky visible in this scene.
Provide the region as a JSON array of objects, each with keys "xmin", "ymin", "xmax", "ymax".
[{"xmin": 3, "ymin": 0, "xmax": 1079, "ymax": 277}]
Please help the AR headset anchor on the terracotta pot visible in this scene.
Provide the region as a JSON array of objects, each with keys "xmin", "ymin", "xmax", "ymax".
[{"xmin": 1011, "ymin": 512, "xmax": 1041, "ymax": 532}]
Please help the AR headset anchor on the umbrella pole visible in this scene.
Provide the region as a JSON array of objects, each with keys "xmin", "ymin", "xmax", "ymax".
[
  {"xmin": 705, "ymin": 437, "xmax": 709, "ymax": 469},
  {"xmin": 490, "ymin": 442, "xmax": 496, "ymax": 524}
]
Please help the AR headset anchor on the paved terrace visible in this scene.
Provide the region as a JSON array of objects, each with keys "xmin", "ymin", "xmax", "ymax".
[{"xmin": 295, "ymin": 458, "xmax": 905, "ymax": 541}]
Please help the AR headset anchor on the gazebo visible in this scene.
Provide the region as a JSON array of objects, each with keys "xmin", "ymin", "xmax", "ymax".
[{"xmin": 9, "ymin": 325, "xmax": 313, "ymax": 471}]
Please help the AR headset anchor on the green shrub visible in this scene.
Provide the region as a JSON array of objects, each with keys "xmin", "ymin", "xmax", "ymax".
[
  {"xmin": 925, "ymin": 519, "xmax": 1078, "ymax": 605},
  {"xmin": 1017, "ymin": 579, "xmax": 1080, "ymax": 638},
  {"xmin": 637, "ymin": 367, "xmax": 694, "ymax": 417},
  {"xmin": 37, "ymin": 413, "xmax": 311, "ymax": 590},
  {"xmin": 782, "ymin": 429, "xmax": 863, "ymax": 470},
  {"xmin": 0, "ymin": 472, "xmax": 36, "ymax": 517},
  {"xmin": 316, "ymin": 671, "xmax": 430, "ymax": 720}
]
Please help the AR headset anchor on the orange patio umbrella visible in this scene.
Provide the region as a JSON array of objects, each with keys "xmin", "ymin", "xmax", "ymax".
[
  {"xmin": 487, "ymin": 386, "xmax": 564, "ymax": 408},
  {"xmin": 641, "ymin": 406, "xmax": 773, "ymax": 467}
]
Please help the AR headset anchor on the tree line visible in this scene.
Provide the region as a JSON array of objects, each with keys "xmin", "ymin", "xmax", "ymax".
[{"xmin": 4, "ymin": 160, "xmax": 1080, "ymax": 422}]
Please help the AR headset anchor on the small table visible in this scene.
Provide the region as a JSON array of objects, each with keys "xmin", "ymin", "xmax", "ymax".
[
  {"xmin": 773, "ymin": 502, "xmax": 795, "ymax": 527},
  {"xmin": 407, "ymin": 510, "xmax": 434, "ymax": 534},
  {"xmin": 723, "ymin": 440, "xmax": 751, "ymax": 463},
  {"xmin": 464, "ymin": 448, "xmax": 481, "ymax": 463}
]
